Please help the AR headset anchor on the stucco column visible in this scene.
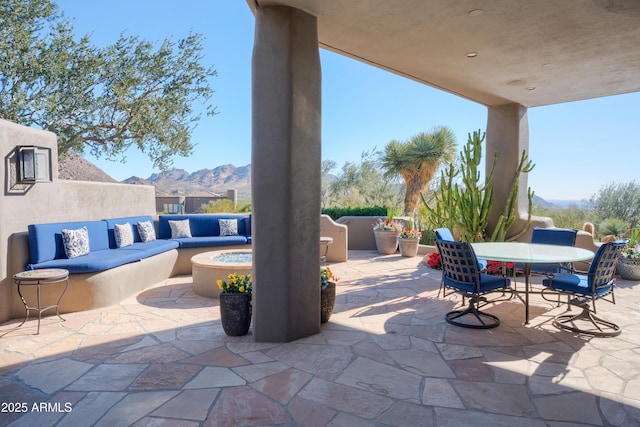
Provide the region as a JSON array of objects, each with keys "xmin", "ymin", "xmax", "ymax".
[
  {"xmin": 251, "ymin": 6, "xmax": 321, "ymax": 342},
  {"xmin": 485, "ymin": 103, "xmax": 530, "ymax": 238}
]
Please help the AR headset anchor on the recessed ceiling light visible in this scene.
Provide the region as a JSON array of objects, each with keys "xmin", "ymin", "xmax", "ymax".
[
  {"xmin": 525, "ymin": 87, "xmax": 536, "ymax": 91},
  {"xmin": 469, "ymin": 9, "xmax": 484, "ymax": 16},
  {"xmin": 465, "ymin": 52, "xmax": 478, "ymax": 58}
]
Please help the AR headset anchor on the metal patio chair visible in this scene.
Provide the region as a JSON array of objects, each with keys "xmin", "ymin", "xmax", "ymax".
[
  {"xmin": 435, "ymin": 239, "xmax": 511, "ymax": 329},
  {"xmin": 542, "ymin": 240, "xmax": 625, "ymax": 337}
]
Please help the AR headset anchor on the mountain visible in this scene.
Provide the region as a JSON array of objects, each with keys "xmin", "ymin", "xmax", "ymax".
[
  {"xmin": 58, "ymin": 153, "xmax": 251, "ymax": 197},
  {"xmin": 58, "ymin": 151, "xmax": 117, "ymax": 183},
  {"xmin": 123, "ymin": 164, "xmax": 252, "ymax": 197}
]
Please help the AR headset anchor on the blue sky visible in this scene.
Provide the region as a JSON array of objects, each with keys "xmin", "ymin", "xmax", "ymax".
[{"xmin": 56, "ymin": 0, "xmax": 639, "ymax": 201}]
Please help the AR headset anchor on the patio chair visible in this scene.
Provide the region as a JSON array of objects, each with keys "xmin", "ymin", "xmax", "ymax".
[
  {"xmin": 514, "ymin": 227, "xmax": 578, "ymax": 290},
  {"xmin": 541, "ymin": 240, "xmax": 625, "ymax": 337},
  {"xmin": 435, "ymin": 239, "xmax": 511, "ymax": 329},
  {"xmin": 434, "ymin": 227, "xmax": 488, "ymax": 297},
  {"xmin": 530, "ymin": 227, "xmax": 578, "ymax": 274}
]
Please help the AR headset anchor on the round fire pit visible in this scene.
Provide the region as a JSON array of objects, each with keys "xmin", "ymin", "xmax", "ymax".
[{"xmin": 191, "ymin": 249, "xmax": 252, "ymax": 298}]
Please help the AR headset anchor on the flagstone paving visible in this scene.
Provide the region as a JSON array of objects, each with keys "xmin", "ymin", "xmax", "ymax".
[{"xmin": 1, "ymin": 250, "xmax": 640, "ymax": 426}]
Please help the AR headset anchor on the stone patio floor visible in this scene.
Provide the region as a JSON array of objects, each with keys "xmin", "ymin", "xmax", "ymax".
[{"xmin": 1, "ymin": 250, "xmax": 640, "ymax": 426}]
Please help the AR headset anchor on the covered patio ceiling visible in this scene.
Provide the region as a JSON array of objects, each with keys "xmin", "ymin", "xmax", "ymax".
[{"xmin": 251, "ymin": 0, "xmax": 640, "ymax": 107}]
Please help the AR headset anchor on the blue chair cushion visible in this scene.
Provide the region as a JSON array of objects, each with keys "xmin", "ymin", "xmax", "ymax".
[
  {"xmin": 444, "ymin": 272, "xmax": 509, "ymax": 294},
  {"xmin": 542, "ymin": 273, "xmax": 612, "ymax": 298},
  {"xmin": 434, "ymin": 228, "xmax": 455, "ymax": 242},
  {"xmin": 528, "ymin": 228, "xmax": 578, "ymax": 274}
]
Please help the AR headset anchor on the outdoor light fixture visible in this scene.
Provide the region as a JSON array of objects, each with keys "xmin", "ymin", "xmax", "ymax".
[{"xmin": 17, "ymin": 146, "xmax": 51, "ymax": 183}]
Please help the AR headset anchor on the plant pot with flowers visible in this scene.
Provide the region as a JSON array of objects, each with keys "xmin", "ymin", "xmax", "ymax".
[
  {"xmin": 618, "ymin": 228, "xmax": 640, "ymax": 280},
  {"xmin": 216, "ymin": 272, "xmax": 253, "ymax": 336},
  {"xmin": 398, "ymin": 226, "xmax": 422, "ymax": 257},
  {"xmin": 373, "ymin": 214, "xmax": 403, "ymax": 255},
  {"xmin": 321, "ymin": 266, "xmax": 339, "ymax": 323}
]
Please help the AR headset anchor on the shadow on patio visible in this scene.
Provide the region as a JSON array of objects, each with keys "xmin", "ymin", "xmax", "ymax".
[{"xmin": 0, "ymin": 250, "xmax": 639, "ymax": 426}]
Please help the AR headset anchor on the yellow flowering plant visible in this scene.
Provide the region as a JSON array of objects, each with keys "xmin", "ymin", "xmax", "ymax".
[
  {"xmin": 217, "ymin": 272, "xmax": 253, "ymax": 294},
  {"xmin": 321, "ymin": 267, "xmax": 339, "ymax": 290}
]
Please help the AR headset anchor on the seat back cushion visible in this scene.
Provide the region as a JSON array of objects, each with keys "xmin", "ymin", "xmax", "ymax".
[
  {"xmin": 531, "ymin": 227, "xmax": 577, "ymax": 246},
  {"xmin": 158, "ymin": 214, "xmax": 250, "ymax": 238},
  {"xmin": 28, "ymin": 221, "xmax": 109, "ymax": 264}
]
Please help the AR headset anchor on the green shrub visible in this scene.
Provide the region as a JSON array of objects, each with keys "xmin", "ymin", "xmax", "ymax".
[{"xmin": 321, "ymin": 206, "xmax": 388, "ymax": 221}]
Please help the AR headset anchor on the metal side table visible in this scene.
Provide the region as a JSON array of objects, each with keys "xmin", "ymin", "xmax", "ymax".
[{"xmin": 13, "ymin": 268, "xmax": 69, "ymax": 334}]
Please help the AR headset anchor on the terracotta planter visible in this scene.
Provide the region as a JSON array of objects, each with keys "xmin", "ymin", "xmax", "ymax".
[
  {"xmin": 617, "ymin": 257, "xmax": 640, "ymax": 280},
  {"xmin": 321, "ymin": 281, "xmax": 336, "ymax": 323},
  {"xmin": 398, "ymin": 238, "xmax": 420, "ymax": 257},
  {"xmin": 219, "ymin": 292, "xmax": 252, "ymax": 336},
  {"xmin": 374, "ymin": 229, "xmax": 399, "ymax": 254}
]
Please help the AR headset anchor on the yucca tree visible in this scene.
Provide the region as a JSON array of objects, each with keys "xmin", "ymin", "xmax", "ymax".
[{"xmin": 380, "ymin": 127, "xmax": 457, "ymax": 216}]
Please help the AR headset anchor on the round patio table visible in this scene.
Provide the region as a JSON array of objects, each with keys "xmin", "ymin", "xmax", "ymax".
[{"xmin": 471, "ymin": 242, "xmax": 594, "ymax": 324}]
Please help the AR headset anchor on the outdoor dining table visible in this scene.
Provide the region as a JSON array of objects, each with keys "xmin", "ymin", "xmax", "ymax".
[{"xmin": 471, "ymin": 242, "xmax": 595, "ymax": 325}]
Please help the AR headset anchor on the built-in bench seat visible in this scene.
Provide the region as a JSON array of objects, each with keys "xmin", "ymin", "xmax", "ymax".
[
  {"xmin": 27, "ymin": 217, "xmax": 180, "ymax": 273},
  {"xmin": 19, "ymin": 214, "xmax": 252, "ymax": 315}
]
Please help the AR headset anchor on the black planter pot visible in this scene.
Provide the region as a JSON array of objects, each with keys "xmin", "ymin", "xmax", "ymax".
[
  {"xmin": 219, "ymin": 292, "xmax": 252, "ymax": 336},
  {"xmin": 321, "ymin": 282, "xmax": 336, "ymax": 323}
]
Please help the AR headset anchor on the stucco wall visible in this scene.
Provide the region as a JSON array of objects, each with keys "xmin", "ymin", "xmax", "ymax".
[{"xmin": 0, "ymin": 119, "xmax": 156, "ymax": 322}]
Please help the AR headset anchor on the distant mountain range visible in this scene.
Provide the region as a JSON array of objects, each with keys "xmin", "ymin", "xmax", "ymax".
[
  {"xmin": 58, "ymin": 153, "xmax": 584, "ymax": 207},
  {"xmin": 58, "ymin": 152, "xmax": 251, "ymax": 197},
  {"xmin": 122, "ymin": 164, "xmax": 252, "ymax": 197}
]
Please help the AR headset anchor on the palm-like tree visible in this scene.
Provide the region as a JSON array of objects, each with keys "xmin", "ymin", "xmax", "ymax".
[{"xmin": 380, "ymin": 127, "xmax": 457, "ymax": 216}]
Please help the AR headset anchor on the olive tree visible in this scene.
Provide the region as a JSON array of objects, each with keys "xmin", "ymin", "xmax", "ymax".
[
  {"xmin": 589, "ymin": 181, "xmax": 640, "ymax": 229},
  {"xmin": 0, "ymin": 0, "xmax": 217, "ymax": 171}
]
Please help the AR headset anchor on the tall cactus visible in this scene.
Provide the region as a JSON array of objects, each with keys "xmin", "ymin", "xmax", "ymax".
[
  {"xmin": 488, "ymin": 150, "xmax": 535, "ymax": 242},
  {"xmin": 422, "ymin": 130, "xmax": 534, "ymax": 242}
]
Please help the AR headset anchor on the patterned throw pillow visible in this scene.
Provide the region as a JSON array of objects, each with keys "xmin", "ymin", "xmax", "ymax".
[
  {"xmin": 169, "ymin": 219, "xmax": 192, "ymax": 238},
  {"xmin": 114, "ymin": 223, "xmax": 134, "ymax": 248},
  {"xmin": 219, "ymin": 219, "xmax": 238, "ymax": 236},
  {"xmin": 61, "ymin": 226, "xmax": 90, "ymax": 259},
  {"xmin": 137, "ymin": 220, "xmax": 156, "ymax": 242}
]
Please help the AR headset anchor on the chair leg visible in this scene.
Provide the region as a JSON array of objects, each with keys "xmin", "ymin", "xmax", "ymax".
[
  {"xmin": 445, "ymin": 296, "xmax": 500, "ymax": 329},
  {"xmin": 553, "ymin": 301, "xmax": 621, "ymax": 337}
]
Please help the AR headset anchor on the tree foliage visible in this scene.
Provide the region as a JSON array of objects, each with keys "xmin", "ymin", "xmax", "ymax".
[
  {"xmin": 589, "ymin": 181, "xmax": 640, "ymax": 229},
  {"xmin": 323, "ymin": 150, "xmax": 403, "ymax": 210},
  {"xmin": 380, "ymin": 127, "xmax": 457, "ymax": 216},
  {"xmin": 0, "ymin": 0, "xmax": 217, "ymax": 171}
]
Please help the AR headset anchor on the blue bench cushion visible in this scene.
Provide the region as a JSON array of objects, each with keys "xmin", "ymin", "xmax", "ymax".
[
  {"xmin": 26, "ymin": 240, "xmax": 179, "ymax": 273},
  {"xmin": 171, "ymin": 235, "xmax": 248, "ymax": 248},
  {"xmin": 28, "ymin": 249, "xmax": 141, "ymax": 273},
  {"xmin": 28, "ymin": 221, "xmax": 110, "ymax": 265},
  {"xmin": 158, "ymin": 214, "xmax": 251, "ymax": 239}
]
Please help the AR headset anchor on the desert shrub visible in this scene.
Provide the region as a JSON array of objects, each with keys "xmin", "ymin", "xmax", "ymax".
[{"xmin": 321, "ymin": 206, "xmax": 388, "ymax": 221}]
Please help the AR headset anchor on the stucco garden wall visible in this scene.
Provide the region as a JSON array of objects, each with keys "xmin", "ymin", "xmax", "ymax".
[{"xmin": 0, "ymin": 119, "xmax": 156, "ymax": 323}]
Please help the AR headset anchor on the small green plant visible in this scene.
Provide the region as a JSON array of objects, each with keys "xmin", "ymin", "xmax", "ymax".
[
  {"xmin": 599, "ymin": 218, "xmax": 629, "ymax": 238},
  {"xmin": 621, "ymin": 228, "xmax": 640, "ymax": 260}
]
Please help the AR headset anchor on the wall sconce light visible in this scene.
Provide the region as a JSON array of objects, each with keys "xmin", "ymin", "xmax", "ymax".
[{"xmin": 18, "ymin": 146, "xmax": 52, "ymax": 183}]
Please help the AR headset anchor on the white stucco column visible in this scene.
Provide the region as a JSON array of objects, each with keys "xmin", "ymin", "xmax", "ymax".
[
  {"xmin": 251, "ymin": 6, "xmax": 321, "ymax": 342},
  {"xmin": 485, "ymin": 103, "xmax": 530, "ymax": 238}
]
